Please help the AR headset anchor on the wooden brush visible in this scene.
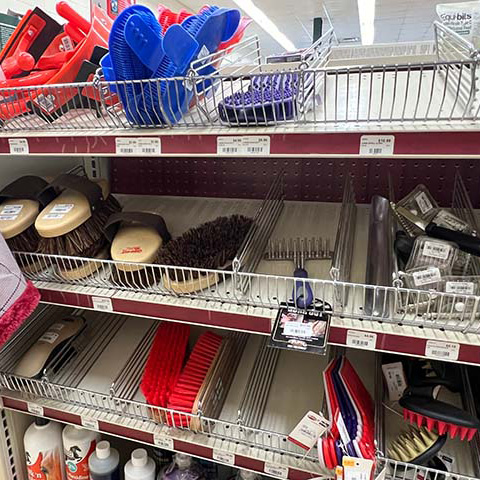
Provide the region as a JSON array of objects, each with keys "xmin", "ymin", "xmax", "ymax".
[
  {"xmin": 157, "ymin": 214, "xmax": 253, "ymax": 294},
  {"xmin": 104, "ymin": 212, "xmax": 171, "ymax": 288},
  {"xmin": 35, "ymin": 174, "xmax": 121, "ymax": 278}
]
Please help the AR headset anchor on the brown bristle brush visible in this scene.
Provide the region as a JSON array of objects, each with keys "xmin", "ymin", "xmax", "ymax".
[
  {"xmin": 35, "ymin": 174, "xmax": 121, "ymax": 280},
  {"xmin": 157, "ymin": 214, "xmax": 253, "ymax": 294},
  {"xmin": 104, "ymin": 212, "xmax": 171, "ymax": 287},
  {"xmin": 0, "ymin": 176, "xmax": 56, "ymax": 270}
]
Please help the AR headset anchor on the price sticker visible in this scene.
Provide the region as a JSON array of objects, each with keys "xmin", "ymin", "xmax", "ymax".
[
  {"xmin": 346, "ymin": 330, "xmax": 377, "ymax": 350},
  {"xmin": 92, "ymin": 297, "xmax": 113, "ymax": 312},
  {"xmin": 81, "ymin": 417, "xmax": 99, "ymax": 430},
  {"xmin": 425, "ymin": 340, "xmax": 460, "ymax": 361},
  {"xmin": 8, "ymin": 138, "xmax": 29, "ymax": 155},
  {"xmin": 412, "ymin": 267, "xmax": 441, "ymax": 287},
  {"xmin": 217, "ymin": 136, "xmax": 243, "ymax": 155},
  {"xmin": 287, "ymin": 411, "xmax": 329, "ymax": 450},
  {"xmin": 359, "ymin": 135, "xmax": 394, "ymax": 155},
  {"xmin": 217, "ymin": 136, "xmax": 270, "ymax": 155},
  {"xmin": 115, "ymin": 138, "xmax": 138, "ymax": 155},
  {"xmin": 343, "ymin": 457, "xmax": 374, "ymax": 480},
  {"xmin": 423, "ymin": 241, "xmax": 450, "ymax": 260},
  {"xmin": 382, "ymin": 362, "xmax": 407, "ymax": 401},
  {"xmin": 27, "ymin": 403, "xmax": 44, "ymax": 416},
  {"xmin": 283, "ymin": 321, "xmax": 313, "ymax": 338},
  {"xmin": 415, "ymin": 192, "xmax": 434, "ymax": 214},
  {"xmin": 212, "ymin": 450, "xmax": 235, "ymax": 465},
  {"xmin": 446, "ymin": 281, "xmax": 475, "ymax": 295},
  {"xmin": 137, "ymin": 138, "xmax": 161, "ymax": 155},
  {"xmin": 153, "ymin": 433, "xmax": 174, "ymax": 450},
  {"xmin": 264, "ymin": 463, "xmax": 288, "ymax": 479}
]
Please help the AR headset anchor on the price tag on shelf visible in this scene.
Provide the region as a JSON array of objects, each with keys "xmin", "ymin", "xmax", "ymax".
[
  {"xmin": 8, "ymin": 138, "xmax": 29, "ymax": 155},
  {"xmin": 425, "ymin": 340, "xmax": 460, "ymax": 361},
  {"xmin": 212, "ymin": 449, "xmax": 235, "ymax": 465},
  {"xmin": 346, "ymin": 330, "xmax": 377, "ymax": 350},
  {"xmin": 92, "ymin": 297, "xmax": 113, "ymax": 312},
  {"xmin": 242, "ymin": 136, "xmax": 270, "ymax": 155},
  {"xmin": 137, "ymin": 138, "xmax": 161, "ymax": 155},
  {"xmin": 264, "ymin": 463, "xmax": 288, "ymax": 479},
  {"xmin": 217, "ymin": 136, "xmax": 243, "ymax": 155},
  {"xmin": 217, "ymin": 136, "xmax": 270, "ymax": 155},
  {"xmin": 81, "ymin": 416, "xmax": 99, "ymax": 430},
  {"xmin": 27, "ymin": 403, "xmax": 44, "ymax": 416},
  {"xmin": 153, "ymin": 433, "xmax": 174, "ymax": 450},
  {"xmin": 115, "ymin": 138, "xmax": 138, "ymax": 155},
  {"xmin": 287, "ymin": 410, "xmax": 329, "ymax": 450},
  {"xmin": 359, "ymin": 135, "xmax": 394, "ymax": 156}
]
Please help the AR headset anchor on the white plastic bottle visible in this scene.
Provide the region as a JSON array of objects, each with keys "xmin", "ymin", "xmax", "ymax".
[
  {"xmin": 88, "ymin": 441, "xmax": 121, "ymax": 480},
  {"xmin": 125, "ymin": 448, "xmax": 156, "ymax": 480},
  {"xmin": 24, "ymin": 417, "xmax": 66, "ymax": 480},
  {"xmin": 62, "ymin": 425, "xmax": 101, "ymax": 480}
]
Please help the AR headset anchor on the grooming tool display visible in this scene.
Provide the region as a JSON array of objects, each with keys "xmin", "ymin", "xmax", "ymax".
[
  {"xmin": 105, "ymin": 212, "xmax": 171, "ymax": 286},
  {"xmin": 157, "ymin": 215, "xmax": 253, "ymax": 294}
]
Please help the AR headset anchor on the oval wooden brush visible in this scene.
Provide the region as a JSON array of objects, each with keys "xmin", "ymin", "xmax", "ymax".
[
  {"xmin": 35, "ymin": 174, "xmax": 121, "ymax": 278},
  {"xmin": 104, "ymin": 212, "xmax": 171, "ymax": 287},
  {"xmin": 0, "ymin": 176, "xmax": 56, "ymax": 255},
  {"xmin": 157, "ymin": 214, "xmax": 253, "ymax": 294}
]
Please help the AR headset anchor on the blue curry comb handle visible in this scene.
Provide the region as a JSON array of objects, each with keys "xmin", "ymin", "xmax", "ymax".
[{"xmin": 293, "ymin": 267, "xmax": 314, "ymax": 309}]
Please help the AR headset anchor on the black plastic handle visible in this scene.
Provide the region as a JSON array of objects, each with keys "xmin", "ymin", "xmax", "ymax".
[{"xmin": 426, "ymin": 223, "xmax": 480, "ymax": 257}]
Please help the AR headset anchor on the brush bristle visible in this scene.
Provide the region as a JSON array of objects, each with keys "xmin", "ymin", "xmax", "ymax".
[
  {"xmin": 157, "ymin": 215, "xmax": 253, "ymax": 281},
  {"xmin": 37, "ymin": 195, "xmax": 121, "ymax": 259},
  {"xmin": 6, "ymin": 224, "xmax": 41, "ymax": 254}
]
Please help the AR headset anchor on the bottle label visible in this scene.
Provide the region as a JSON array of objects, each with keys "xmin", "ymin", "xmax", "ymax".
[
  {"xmin": 27, "ymin": 448, "xmax": 64, "ymax": 480},
  {"xmin": 65, "ymin": 439, "xmax": 97, "ymax": 480}
]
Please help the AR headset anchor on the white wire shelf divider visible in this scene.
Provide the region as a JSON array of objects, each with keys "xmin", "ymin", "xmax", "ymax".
[{"xmin": 0, "ymin": 24, "xmax": 479, "ymax": 133}]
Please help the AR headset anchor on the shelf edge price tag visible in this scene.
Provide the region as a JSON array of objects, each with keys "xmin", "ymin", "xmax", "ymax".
[
  {"xmin": 153, "ymin": 433, "xmax": 174, "ymax": 450},
  {"xmin": 264, "ymin": 463, "xmax": 288, "ymax": 479},
  {"xmin": 359, "ymin": 135, "xmax": 394, "ymax": 156},
  {"xmin": 242, "ymin": 136, "xmax": 270, "ymax": 155},
  {"xmin": 346, "ymin": 330, "xmax": 377, "ymax": 350},
  {"xmin": 425, "ymin": 340, "xmax": 459, "ymax": 361},
  {"xmin": 212, "ymin": 449, "xmax": 235, "ymax": 465},
  {"xmin": 217, "ymin": 136, "xmax": 243, "ymax": 155},
  {"xmin": 27, "ymin": 403, "xmax": 44, "ymax": 416},
  {"xmin": 81, "ymin": 416, "xmax": 99, "ymax": 430},
  {"xmin": 115, "ymin": 138, "xmax": 138, "ymax": 155},
  {"xmin": 92, "ymin": 296, "xmax": 113, "ymax": 312},
  {"xmin": 8, "ymin": 138, "xmax": 29, "ymax": 155},
  {"xmin": 137, "ymin": 138, "xmax": 161, "ymax": 155}
]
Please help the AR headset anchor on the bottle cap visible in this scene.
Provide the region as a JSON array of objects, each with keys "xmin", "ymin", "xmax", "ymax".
[
  {"xmin": 34, "ymin": 417, "xmax": 49, "ymax": 427},
  {"xmin": 175, "ymin": 453, "xmax": 192, "ymax": 470},
  {"xmin": 131, "ymin": 448, "xmax": 148, "ymax": 467},
  {"xmin": 96, "ymin": 441, "xmax": 111, "ymax": 460}
]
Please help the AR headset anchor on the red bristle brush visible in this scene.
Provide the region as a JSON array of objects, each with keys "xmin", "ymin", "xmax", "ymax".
[{"xmin": 166, "ymin": 331, "xmax": 223, "ymax": 426}]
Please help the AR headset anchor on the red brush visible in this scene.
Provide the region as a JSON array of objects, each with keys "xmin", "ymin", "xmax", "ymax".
[
  {"xmin": 167, "ymin": 331, "xmax": 223, "ymax": 425},
  {"xmin": 140, "ymin": 322, "xmax": 189, "ymax": 408}
]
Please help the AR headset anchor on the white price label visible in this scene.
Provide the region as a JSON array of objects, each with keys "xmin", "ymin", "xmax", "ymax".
[
  {"xmin": 1, "ymin": 205, "xmax": 23, "ymax": 215},
  {"xmin": 81, "ymin": 417, "xmax": 99, "ymax": 430},
  {"xmin": 0, "ymin": 214, "xmax": 18, "ymax": 221},
  {"xmin": 343, "ymin": 457, "xmax": 374, "ymax": 480},
  {"xmin": 423, "ymin": 241, "xmax": 450, "ymax": 260},
  {"xmin": 283, "ymin": 321, "xmax": 313, "ymax": 338},
  {"xmin": 36, "ymin": 93, "xmax": 56, "ymax": 113},
  {"xmin": 434, "ymin": 210, "xmax": 468, "ymax": 231},
  {"xmin": 50, "ymin": 323, "xmax": 65, "ymax": 331},
  {"xmin": 39, "ymin": 331, "xmax": 59, "ymax": 344},
  {"xmin": 153, "ymin": 433, "xmax": 174, "ymax": 450},
  {"xmin": 212, "ymin": 450, "xmax": 235, "ymax": 465},
  {"xmin": 27, "ymin": 403, "xmax": 44, "ymax": 416},
  {"xmin": 336, "ymin": 412, "xmax": 351, "ymax": 448},
  {"xmin": 8, "ymin": 138, "xmax": 29, "ymax": 155},
  {"xmin": 116, "ymin": 138, "xmax": 138, "ymax": 155},
  {"xmin": 382, "ymin": 362, "xmax": 407, "ymax": 401},
  {"xmin": 425, "ymin": 340, "xmax": 459, "ymax": 361},
  {"xmin": 264, "ymin": 463, "xmax": 288, "ymax": 479},
  {"xmin": 346, "ymin": 330, "xmax": 377, "ymax": 350},
  {"xmin": 446, "ymin": 281, "xmax": 475, "ymax": 295},
  {"xmin": 415, "ymin": 192, "xmax": 434, "ymax": 215},
  {"xmin": 439, "ymin": 453, "xmax": 456, "ymax": 472},
  {"xmin": 412, "ymin": 267, "xmax": 441, "ymax": 287},
  {"xmin": 137, "ymin": 138, "xmax": 161, "ymax": 155},
  {"xmin": 217, "ymin": 136, "xmax": 270, "ymax": 155},
  {"xmin": 359, "ymin": 135, "xmax": 394, "ymax": 155},
  {"xmin": 288, "ymin": 411, "xmax": 330, "ymax": 450},
  {"xmin": 92, "ymin": 297, "xmax": 113, "ymax": 312},
  {"xmin": 62, "ymin": 35, "xmax": 74, "ymax": 51}
]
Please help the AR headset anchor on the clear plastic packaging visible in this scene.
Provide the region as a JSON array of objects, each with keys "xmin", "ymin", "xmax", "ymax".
[
  {"xmin": 397, "ymin": 185, "xmax": 439, "ymax": 222},
  {"xmin": 405, "ymin": 236, "xmax": 458, "ymax": 272},
  {"xmin": 431, "ymin": 209, "xmax": 474, "ymax": 234},
  {"xmin": 441, "ymin": 276, "xmax": 480, "ymax": 296},
  {"xmin": 402, "ymin": 265, "xmax": 449, "ymax": 290}
]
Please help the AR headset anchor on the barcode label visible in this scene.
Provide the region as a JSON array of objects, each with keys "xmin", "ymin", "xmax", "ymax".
[
  {"xmin": 423, "ymin": 241, "xmax": 450, "ymax": 260},
  {"xmin": 382, "ymin": 362, "xmax": 407, "ymax": 401},
  {"xmin": 153, "ymin": 433, "xmax": 173, "ymax": 449},
  {"xmin": 42, "ymin": 213, "xmax": 64, "ymax": 220},
  {"xmin": 1, "ymin": 205, "xmax": 23, "ymax": 215},
  {"xmin": 81, "ymin": 416, "xmax": 99, "ymax": 430},
  {"xmin": 217, "ymin": 136, "xmax": 270, "ymax": 155},
  {"xmin": 412, "ymin": 267, "xmax": 441, "ymax": 286},
  {"xmin": 425, "ymin": 340, "xmax": 459, "ymax": 360},
  {"xmin": 343, "ymin": 457, "xmax": 374, "ymax": 480},
  {"xmin": 346, "ymin": 330, "xmax": 377, "ymax": 349},
  {"xmin": 61, "ymin": 35, "xmax": 74, "ymax": 51},
  {"xmin": 0, "ymin": 214, "xmax": 18, "ymax": 221},
  {"xmin": 434, "ymin": 210, "xmax": 468, "ymax": 231},
  {"xmin": 50, "ymin": 204, "xmax": 74, "ymax": 214},
  {"xmin": 288, "ymin": 411, "xmax": 330, "ymax": 450},
  {"xmin": 415, "ymin": 192, "xmax": 433, "ymax": 215},
  {"xmin": 116, "ymin": 138, "xmax": 138, "ymax": 155},
  {"xmin": 137, "ymin": 138, "xmax": 161, "ymax": 155},
  {"xmin": 359, "ymin": 135, "xmax": 394, "ymax": 155},
  {"xmin": 39, "ymin": 331, "xmax": 59, "ymax": 344},
  {"xmin": 27, "ymin": 403, "xmax": 44, "ymax": 416},
  {"xmin": 446, "ymin": 281, "xmax": 475, "ymax": 295},
  {"xmin": 116, "ymin": 138, "xmax": 161, "ymax": 155},
  {"xmin": 8, "ymin": 138, "xmax": 29, "ymax": 155},
  {"xmin": 212, "ymin": 450, "xmax": 235, "ymax": 465},
  {"xmin": 264, "ymin": 463, "xmax": 288, "ymax": 479},
  {"xmin": 92, "ymin": 296, "xmax": 113, "ymax": 312},
  {"xmin": 283, "ymin": 321, "xmax": 313, "ymax": 338},
  {"xmin": 36, "ymin": 93, "xmax": 56, "ymax": 113}
]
